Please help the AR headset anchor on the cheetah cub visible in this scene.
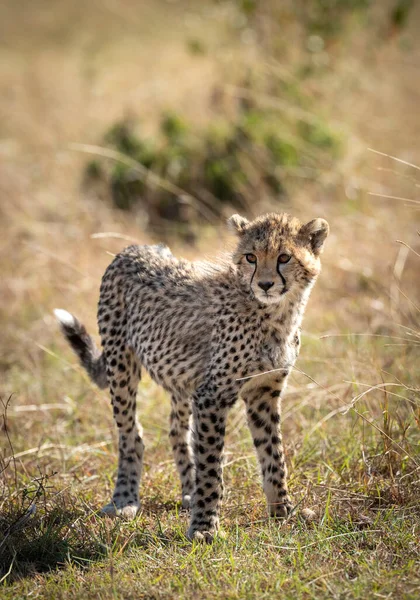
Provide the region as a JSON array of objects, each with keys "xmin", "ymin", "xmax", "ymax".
[{"xmin": 55, "ymin": 212, "xmax": 328, "ymax": 541}]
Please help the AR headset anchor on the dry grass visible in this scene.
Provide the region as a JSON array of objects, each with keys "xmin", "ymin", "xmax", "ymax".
[{"xmin": 0, "ymin": 1, "xmax": 419, "ymax": 598}]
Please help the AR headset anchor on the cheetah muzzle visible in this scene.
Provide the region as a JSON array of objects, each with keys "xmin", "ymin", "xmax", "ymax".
[{"xmin": 54, "ymin": 212, "xmax": 329, "ymax": 541}]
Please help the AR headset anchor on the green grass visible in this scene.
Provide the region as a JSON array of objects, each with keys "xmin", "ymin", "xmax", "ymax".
[{"xmin": 2, "ymin": 514, "xmax": 419, "ymax": 599}]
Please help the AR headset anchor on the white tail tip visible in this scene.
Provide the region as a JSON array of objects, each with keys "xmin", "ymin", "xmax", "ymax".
[{"xmin": 54, "ymin": 308, "xmax": 76, "ymax": 327}]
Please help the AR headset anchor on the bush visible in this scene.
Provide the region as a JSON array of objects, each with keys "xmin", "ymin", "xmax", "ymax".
[{"xmin": 84, "ymin": 95, "xmax": 342, "ymax": 240}]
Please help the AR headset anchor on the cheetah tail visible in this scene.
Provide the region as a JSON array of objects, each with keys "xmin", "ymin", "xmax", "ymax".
[{"xmin": 53, "ymin": 308, "xmax": 108, "ymax": 389}]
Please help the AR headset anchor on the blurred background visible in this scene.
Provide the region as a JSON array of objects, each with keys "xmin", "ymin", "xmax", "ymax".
[
  {"xmin": 1, "ymin": 0, "xmax": 419, "ymax": 323},
  {"xmin": 0, "ymin": 0, "xmax": 419, "ymax": 590}
]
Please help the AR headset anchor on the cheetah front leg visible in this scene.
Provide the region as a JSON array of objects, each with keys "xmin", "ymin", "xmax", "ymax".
[
  {"xmin": 187, "ymin": 392, "xmax": 230, "ymax": 542},
  {"xmin": 242, "ymin": 377, "xmax": 292, "ymax": 518},
  {"xmin": 169, "ymin": 394, "xmax": 195, "ymax": 509}
]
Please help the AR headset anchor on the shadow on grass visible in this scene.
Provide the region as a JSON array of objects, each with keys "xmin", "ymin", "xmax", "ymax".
[
  {"xmin": 0, "ymin": 502, "xmax": 107, "ymax": 581},
  {"xmin": 0, "ymin": 488, "xmax": 190, "ymax": 584}
]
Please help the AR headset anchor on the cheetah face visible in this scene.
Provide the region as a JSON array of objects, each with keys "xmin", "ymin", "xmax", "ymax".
[
  {"xmin": 228, "ymin": 212, "xmax": 329, "ymax": 306},
  {"xmin": 240, "ymin": 250, "xmax": 296, "ymax": 305}
]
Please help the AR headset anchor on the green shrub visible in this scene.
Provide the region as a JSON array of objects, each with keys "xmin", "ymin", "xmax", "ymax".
[{"xmin": 84, "ymin": 97, "xmax": 342, "ymax": 239}]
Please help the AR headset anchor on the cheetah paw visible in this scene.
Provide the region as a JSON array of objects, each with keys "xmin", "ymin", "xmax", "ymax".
[
  {"xmin": 188, "ymin": 530, "xmax": 214, "ymax": 543},
  {"xmin": 187, "ymin": 525, "xmax": 225, "ymax": 543},
  {"xmin": 100, "ymin": 502, "xmax": 140, "ymax": 520},
  {"xmin": 268, "ymin": 501, "xmax": 293, "ymax": 519},
  {"xmin": 181, "ymin": 494, "xmax": 192, "ymax": 510}
]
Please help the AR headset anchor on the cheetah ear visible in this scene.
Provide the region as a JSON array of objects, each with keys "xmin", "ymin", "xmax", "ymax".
[
  {"xmin": 227, "ymin": 214, "xmax": 249, "ymax": 235},
  {"xmin": 300, "ymin": 218, "xmax": 329, "ymax": 255}
]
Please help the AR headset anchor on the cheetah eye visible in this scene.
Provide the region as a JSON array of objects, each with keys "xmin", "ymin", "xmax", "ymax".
[
  {"xmin": 245, "ymin": 253, "xmax": 257, "ymax": 264},
  {"xmin": 278, "ymin": 254, "xmax": 291, "ymax": 264}
]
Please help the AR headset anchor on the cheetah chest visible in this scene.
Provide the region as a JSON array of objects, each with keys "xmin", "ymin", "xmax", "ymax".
[{"xmin": 257, "ymin": 328, "xmax": 299, "ymax": 375}]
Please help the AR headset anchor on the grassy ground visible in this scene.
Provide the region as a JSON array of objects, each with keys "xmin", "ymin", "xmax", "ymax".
[{"xmin": 1, "ymin": 1, "xmax": 420, "ymax": 598}]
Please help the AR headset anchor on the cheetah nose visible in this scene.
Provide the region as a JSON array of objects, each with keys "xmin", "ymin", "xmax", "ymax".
[{"xmin": 258, "ymin": 281, "xmax": 274, "ymax": 292}]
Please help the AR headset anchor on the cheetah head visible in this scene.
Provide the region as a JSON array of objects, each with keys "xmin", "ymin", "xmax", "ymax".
[{"xmin": 228, "ymin": 212, "xmax": 329, "ymax": 306}]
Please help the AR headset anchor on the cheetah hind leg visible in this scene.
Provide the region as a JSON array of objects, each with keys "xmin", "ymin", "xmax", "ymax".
[
  {"xmin": 101, "ymin": 346, "xmax": 143, "ymax": 520},
  {"xmin": 169, "ymin": 395, "xmax": 195, "ymax": 509}
]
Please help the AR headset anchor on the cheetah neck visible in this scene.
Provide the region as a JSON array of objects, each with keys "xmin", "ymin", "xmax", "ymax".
[{"xmin": 258, "ymin": 280, "xmax": 315, "ymax": 336}]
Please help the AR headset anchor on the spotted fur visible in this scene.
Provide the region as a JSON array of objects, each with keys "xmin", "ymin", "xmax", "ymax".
[{"xmin": 55, "ymin": 213, "xmax": 329, "ymax": 541}]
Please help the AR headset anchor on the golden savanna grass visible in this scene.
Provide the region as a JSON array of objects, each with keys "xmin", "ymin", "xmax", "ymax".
[{"xmin": 0, "ymin": 1, "xmax": 419, "ymax": 598}]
